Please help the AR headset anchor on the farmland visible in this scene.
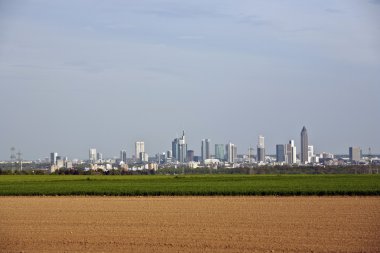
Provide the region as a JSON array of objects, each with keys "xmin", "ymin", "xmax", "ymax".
[
  {"xmin": 1, "ymin": 196, "xmax": 379, "ymax": 252},
  {"xmin": 0, "ymin": 174, "xmax": 379, "ymax": 196}
]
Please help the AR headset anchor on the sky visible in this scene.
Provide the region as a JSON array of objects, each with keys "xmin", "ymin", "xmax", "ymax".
[{"xmin": 0, "ymin": 0, "xmax": 379, "ymax": 160}]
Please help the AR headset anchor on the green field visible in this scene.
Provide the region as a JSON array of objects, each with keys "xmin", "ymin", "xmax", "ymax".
[{"xmin": 0, "ymin": 174, "xmax": 379, "ymax": 196}]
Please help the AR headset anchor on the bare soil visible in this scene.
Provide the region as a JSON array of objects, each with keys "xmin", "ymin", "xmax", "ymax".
[{"xmin": 0, "ymin": 197, "xmax": 379, "ymax": 252}]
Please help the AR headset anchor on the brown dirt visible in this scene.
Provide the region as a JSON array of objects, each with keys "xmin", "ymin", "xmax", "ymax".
[{"xmin": 0, "ymin": 197, "xmax": 379, "ymax": 253}]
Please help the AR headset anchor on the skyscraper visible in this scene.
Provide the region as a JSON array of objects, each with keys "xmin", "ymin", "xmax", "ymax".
[
  {"xmin": 135, "ymin": 141, "xmax": 145, "ymax": 161},
  {"xmin": 301, "ymin": 126, "xmax": 309, "ymax": 164},
  {"xmin": 120, "ymin": 150, "xmax": 127, "ymax": 163},
  {"xmin": 308, "ymin": 145, "xmax": 314, "ymax": 163},
  {"xmin": 215, "ymin": 144, "xmax": 225, "ymax": 161},
  {"xmin": 177, "ymin": 131, "xmax": 187, "ymax": 163},
  {"xmin": 89, "ymin": 148, "xmax": 97, "ymax": 163},
  {"xmin": 172, "ymin": 138, "xmax": 178, "ymax": 161},
  {"xmin": 286, "ymin": 140, "xmax": 297, "ymax": 164},
  {"xmin": 257, "ymin": 135, "xmax": 265, "ymax": 162},
  {"xmin": 139, "ymin": 152, "xmax": 148, "ymax": 162},
  {"xmin": 226, "ymin": 142, "xmax": 236, "ymax": 163},
  {"xmin": 248, "ymin": 147, "xmax": 254, "ymax": 163},
  {"xmin": 187, "ymin": 150, "xmax": 194, "ymax": 162},
  {"xmin": 349, "ymin": 147, "xmax": 361, "ymax": 163},
  {"xmin": 276, "ymin": 144, "xmax": 286, "ymax": 163},
  {"xmin": 201, "ymin": 139, "xmax": 211, "ymax": 162},
  {"xmin": 167, "ymin": 150, "xmax": 172, "ymax": 159},
  {"xmin": 258, "ymin": 135, "xmax": 265, "ymax": 148},
  {"xmin": 50, "ymin": 152, "xmax": 58, "ymax": 165}
]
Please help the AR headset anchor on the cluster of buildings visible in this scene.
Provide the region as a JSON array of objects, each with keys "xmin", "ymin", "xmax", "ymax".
[{"xmin": 46, "ymin": 126, "xmax": 377, "ymax": 173}]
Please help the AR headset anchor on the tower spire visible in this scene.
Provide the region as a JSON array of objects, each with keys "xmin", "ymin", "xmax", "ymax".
[{"xmin": 301, "ymin": 126, "xmax": 309, "ymax": 164}]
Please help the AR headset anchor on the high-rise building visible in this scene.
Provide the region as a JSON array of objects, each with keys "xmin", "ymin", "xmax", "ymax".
[
  {"xmin": 257, "ymin": 135, "xmax": 265, "ymax": 162},
  {"xmin": 233, "ymin": 145, "xmax": 237, "ymax": 162},
  {"xmin": 286, "ymin": 140, "xmax": 297, "ymax": 164},
  {"xmin": 276, "ymin": 144, "xmax": 286, "ymax": 163},
  {"xmin": 177, "ymin": 131, "xmax": 187, "ymax": 163},
  {"xmin": 300, "ymin": 126, "xmax": 309, "ymax": 164},
  {"xmin": 157, "ymin": 152, "xmax": 166, "ymax": 164},
  {"xmin": 172, "ymin": 138, "xmax": 179, "ymax": 160},
  {"xmin": 97, "ymin": 152, "xmax": 102, "ymax": 161},
  {"xmin": 135, "ymin": 141, "xmax": 145, "ymax": 161},
  {"xmin": 308, "ymin": 145, "xmax": 314, "ymax": 163},
  {"xmin": 257, "ymin": 148, "xmax": 265, "ymax": 163},
  {"xmin": 139, "ymin": 152, "xmax": 149, "ymax": 162},
  {"xmin": 201, "ymin": 139, "xmax": 211, "ymax": 162},
  {"xmin": 187, "ymin": 150, "xmax": 194, "ymax": 162},
  {"xmin": 248, "ymin": 147, "xmax": 254, "ymax": 163},
  {"xmin": 215, "ymin": 144, "xmax": 225, "ymax": 161},
  {"xmin": 120, "ymin": 150, "xmax": 127, "ymax": 163},
  {"xmin": 50, "ymin": 152, "xmax": 58, "ymax": 165},
  {"xmin": 349, "ymin": 147, "xmax": 362, "ymax": 162},
  {"xmin": 258, "ymin": 135, "xmax": 265, "ymax": 148},
  {"xmin": 89, "ymin": 148, "xmax": 97, "ymax": 163},
  {"xmin": 226, "ymin": 142, "xmax": 236, "ymax": 163}
]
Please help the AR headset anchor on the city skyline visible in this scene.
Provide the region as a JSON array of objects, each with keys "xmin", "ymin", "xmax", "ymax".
[
  {"xmin": 0, "ymin": 1, "xmax": 379, "ymax": 160},
  {"xmin": 4, "ymin": 127, "xmax": 376, "ymax": 162}
]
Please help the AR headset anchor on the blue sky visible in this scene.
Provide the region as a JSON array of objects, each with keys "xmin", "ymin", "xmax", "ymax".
[{"xmin": 0, "ymin": 0, "xmax": 379, "ymax": 160}]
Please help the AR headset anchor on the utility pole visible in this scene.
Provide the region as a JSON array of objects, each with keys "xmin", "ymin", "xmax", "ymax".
[
  {"xmin": 368, "ymin": 147, "xmax": 372, "ymax": 174},
  {"xmin": 10, "ymin": 147, "xmax": 16, "ymax": 173},
  {"xmin": 17, "ymin": 151, "xmax": 23, "ymax": 171}
]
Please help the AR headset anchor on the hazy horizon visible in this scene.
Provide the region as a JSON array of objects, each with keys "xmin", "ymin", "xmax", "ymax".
[{"xmin": 0, "ymin": 0, "xmax": 379, "ymax": 160}]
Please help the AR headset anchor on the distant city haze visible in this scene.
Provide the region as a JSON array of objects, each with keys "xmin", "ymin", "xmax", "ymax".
[{"xmin": 0, "ymin": 0, "xmax": 379, "ymax": 160}]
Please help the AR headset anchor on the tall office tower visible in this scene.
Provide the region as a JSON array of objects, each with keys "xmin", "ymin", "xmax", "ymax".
[
  {"xmin": 233, "ymin": 145, "xmax": 238, "ymax": 161},
  {"xmin": 177, "ymin": 131, "xmax": 187, "ymax": 163},
  {"xmin": 257, "ymin": 148, "xmax": 265, "ymax": 162},
  {"xmin": 276, "ymin": 144, "xmax": 286, "ymax": 163},
  {"xmin": 187, "ymin": 150, "xmax": 194, "ymax": 162},
  {"xmin": 215, "ymin": 144, "xmax": 225, "ymax": 161},
  {"xmin": 257, "ymin": 135, "xmax": 265, "ymax": 162},
  {"xmin": 50, "ymin": 152, "xmax": 58, "ymax": 165},
  {"xmin": 349, "ymin": 147, "xmax": 362, "ymax": 162},
  {"xmin": 248, "ymin": 147, "xmax": 255, "ymax": 163},
  {"xmin": 226, "ymin": 142, "xmax": 236, "ymax": 163},
  {"xmin": 97, "ymin": 152, "xmax": 102, "ymax": 161},
  {"xmin": 286, "ymin": 140, "xmax": 297, "ymax": 164},
  {"xmin": 135, "ymin": 141, "xmax": 145, "ymax": 161},
  {"xmin": 89, "ymin": 148, "xmax": 97, "ymax": 163},
  {"xmin": 120, "ymin": 150, "xmax": 127, "ymax": 163},
  {"xmin": 300, "ymin": 126, "xmax": 309, "ymax": 164},
  {"xmin": 201, "ymin": 139, "xmax": 211, "ymax": 162},
  {"xmin": 172, "ymin": 138, "xmax": 179, "ymax": 160},
  {"xmin": 157, "ymin": 152, "xmax": 166, "ymax": 164},
  {"xmin": 308, "ymin": 145, "xmax": 314, "ymax": 163},
  {"xmin": 258, "ymin": 135, "xmax": 265, "ymax": 148},
  {"xmin": 139, "ymin": 152, "xmax": 149, "ymax": 162},
  {"xmin": 165, "ymin": 150, "xmax": 172, "ymax": 163}
]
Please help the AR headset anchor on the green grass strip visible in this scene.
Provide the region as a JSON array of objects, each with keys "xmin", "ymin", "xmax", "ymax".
[{"xmin": 0, "ymin": 174, "xmax": 379, "ymax": 196}]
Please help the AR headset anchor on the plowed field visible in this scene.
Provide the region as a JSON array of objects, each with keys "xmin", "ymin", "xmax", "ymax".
[{"xmin": 1, "ymin": 197, "xmax": 379, "ymax": 252}]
